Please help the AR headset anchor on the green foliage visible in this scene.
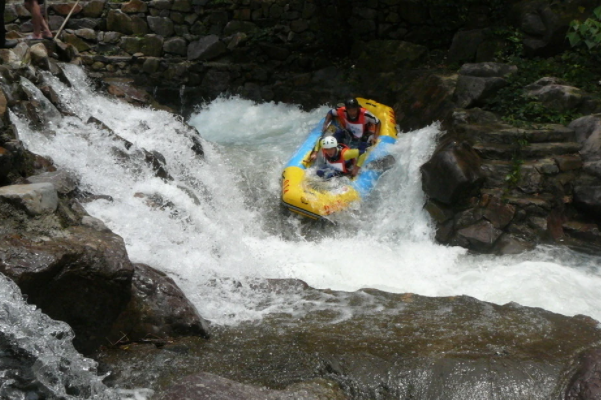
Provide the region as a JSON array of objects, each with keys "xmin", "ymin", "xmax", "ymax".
[
  {"xmin": 484, "ymin": 53, "xmax": 601, "ymax": 127},
  {"xmin": 489, "ymin": 27, "xmax": 524, "ymax": 62},
  {"xmin": 504, "ymin": 138, "xmax": 527, "ymax": 188},
  {"xmin": 505, "ymin": 158, "xmax": 523, "ymax": 187},
  {"xmin": 567, "ymin": 6, "xmax": 601, "ymax": 59}
]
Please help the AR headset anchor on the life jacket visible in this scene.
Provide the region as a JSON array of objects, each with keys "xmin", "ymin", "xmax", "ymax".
[
  {"xmin": 336, "ymin": 106, "xmax": 374, "ymax": 140},
  {"xmin": 322, "ymin": 144, "xmax": 355, "ymax": 174}
]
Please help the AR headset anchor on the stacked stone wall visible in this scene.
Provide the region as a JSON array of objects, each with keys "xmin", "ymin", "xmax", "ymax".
[{"xmin": 2, "ymin": 0, "xmax": 510, "ymax": 109}]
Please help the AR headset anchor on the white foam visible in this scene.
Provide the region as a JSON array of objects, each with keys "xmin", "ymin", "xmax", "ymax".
[{"xmin": 13, "ymin": 66, "xmax": 601, "ymax": 326}]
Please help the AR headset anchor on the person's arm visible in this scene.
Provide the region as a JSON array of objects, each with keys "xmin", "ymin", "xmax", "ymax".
[
  {"xmin": 322, "ymin": 111, "xmax": 333, "ymax": 133},
  {"xmin": 309, "ymin": 139, "xmax": 322, "ymax": 161},
  {"xmin": 364, "ymin": 111, "xmax": 381, "ymax": 144},
  {"xmin": 371, "ymin": 120, "xmax": 381, "ymax": 144},
  {"xmin": 311, "ymin": 110, "xmax": 335, "ymax": 161},
  {"xmin": 343, "ymin": 149, "xmax": 366, "ymax": 177}
]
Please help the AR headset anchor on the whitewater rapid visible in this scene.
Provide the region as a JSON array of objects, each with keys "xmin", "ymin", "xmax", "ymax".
[{"xmin": 13, "ymin": 65, "xmax": 601, "ymax": 326}]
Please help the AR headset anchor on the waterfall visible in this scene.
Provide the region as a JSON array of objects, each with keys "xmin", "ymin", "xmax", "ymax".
[{"xmin": 11, "ymin": 64, "xmax": 601, "ymax": 329}]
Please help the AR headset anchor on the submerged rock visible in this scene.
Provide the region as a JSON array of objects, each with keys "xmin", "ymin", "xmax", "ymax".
[
  {"xmin": 157, "ymin": 373, "xmax": 346, "ymax": 400},
  {"xmin": 99, "ymin": 285, "xmax": 601, "ymax": 400}
]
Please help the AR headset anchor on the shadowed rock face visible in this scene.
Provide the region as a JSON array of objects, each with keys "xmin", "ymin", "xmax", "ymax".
[
  {"xmin": 98, "ymin": 283, "xmax": 601, "ymax": 400},
  {"xmin": 565, "ymin": 348, "xmax": 601, "ymax": 400},
  {"xmin": 109, "ymin": 263, "xmax": 210, "ymax": 344},
  {"xmin": 0, "ymin": 227, "xmax": 134, "ymax": 355},
  {"xmin": 421, "ymin": 138, "xmax": 484, "ymax": 205}
]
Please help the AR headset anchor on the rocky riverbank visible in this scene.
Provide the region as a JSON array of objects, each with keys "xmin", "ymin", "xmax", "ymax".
[{"xmin": 2, "ymin": 0, "xmax": 601, "ymax": 398}]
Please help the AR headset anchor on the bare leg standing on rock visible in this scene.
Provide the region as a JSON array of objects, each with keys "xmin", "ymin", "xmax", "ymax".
[{"xmin": 23, "ymin": 0, "xmax": 53, "ymax": 39}]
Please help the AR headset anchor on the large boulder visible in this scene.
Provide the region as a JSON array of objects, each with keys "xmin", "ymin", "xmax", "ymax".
[
  {"xmin": 187, "ymin": 35, "xmax": 227, "ymax": 61},
  {"xmin": 565, "ymin": 348, "xmax": 601, "ymax": 400},
  {"xmin": 108, "ymin": 263, "xmax": 210, "ymax": 343},
  {"xmin": 421, "ymin": 139, "xmax": 485, "ymax": 205},
  {"xmin": 525, "ymin": 77, "xmax": 585, "ymax": 113},
  {"xmin": 454, "ymin": 62, "xmax": 517, "ymax": 108},
  {"xmin": 569, "ymin": 114, "xmax": 601, "ymax": 161},
  {"xmin": 0, "ymin": 227, "xmax": 134, "ymax": 354},
  {"xmin": 393, "ymin": 71, "xmax": 458, "ymax": 132},
  {"xmin": 573, "ymin": 185, "xmax": 601, "ymax": 221},
  {"xmin": 0, "ymin": 183, "xmax": 58, "ymax": 215}
]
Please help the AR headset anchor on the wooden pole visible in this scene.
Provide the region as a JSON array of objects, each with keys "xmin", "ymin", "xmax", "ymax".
[{"xmin": 53, "ymin": 0, "xmax": 80, "ymax": 41}]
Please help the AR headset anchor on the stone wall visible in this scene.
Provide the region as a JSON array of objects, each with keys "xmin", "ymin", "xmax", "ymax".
[{"xmin": 3, "ymin": 0, "xmax": 518, "ymax": 112}]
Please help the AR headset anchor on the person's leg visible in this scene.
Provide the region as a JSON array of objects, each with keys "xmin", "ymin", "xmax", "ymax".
[
  {"xmin": 24, "ymin": 0, "xmax": 43, "ymax": 38},
  {"xmin": 38, "ymin": 0, "xmax": 52, "ymax": 38}
]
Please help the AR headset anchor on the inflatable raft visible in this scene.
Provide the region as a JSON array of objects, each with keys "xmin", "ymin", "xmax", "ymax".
[{"xmin": 281, "ymin": 98, "xmax": 399, "ymax": 221}]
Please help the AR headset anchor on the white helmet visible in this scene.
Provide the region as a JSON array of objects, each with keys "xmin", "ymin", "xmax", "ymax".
[{"xmin": 321, "ymin": 136, "xmax": 338, "ymax": 149}]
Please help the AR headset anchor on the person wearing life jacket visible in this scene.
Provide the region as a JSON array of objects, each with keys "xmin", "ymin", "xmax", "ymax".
[
  {"xmin": 309, "ymin": 98, "xmax": 380, "ymax": 162},
  {"xmin": 315, "ymin": 136, "xmax": 367, "ymax": 179},
  {"xmin": 327, "ymin": 97, "xmax": 380, "ymax": 148}
]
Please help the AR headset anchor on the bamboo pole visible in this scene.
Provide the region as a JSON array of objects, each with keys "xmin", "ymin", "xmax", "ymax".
[{"xmin": 53, "ymin": 0, "xmax": 80, "ymax": 42}]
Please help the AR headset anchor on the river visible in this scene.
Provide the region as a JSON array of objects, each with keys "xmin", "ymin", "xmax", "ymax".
[{"xmin": 4, "ymin": 64, "xmax": 601, "ymax": 398}]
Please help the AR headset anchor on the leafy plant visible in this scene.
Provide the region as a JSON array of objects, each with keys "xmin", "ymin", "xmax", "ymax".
[
  {"xmin": 489, "ymin": 27, "xmax": 524, "ymax": 62},
  {"xmin": 504, "ymin": 137, "xmax": 527, "ymax": 188},
  {"xmin": 505, "ymin": 158, "xmax": 523, "ymax": 187},
  {"xmin": 567, "ymin": 6, "xmax": 601, "ymax": 58},
  {"xmin": 483, "ymin": 53, "xmax": 600, "ymax": 127}
]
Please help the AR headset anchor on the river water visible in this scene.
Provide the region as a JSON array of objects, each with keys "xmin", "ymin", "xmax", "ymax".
[{"xmin": 4, "ymin": 64, "xmax": 601, "ymax": 397}]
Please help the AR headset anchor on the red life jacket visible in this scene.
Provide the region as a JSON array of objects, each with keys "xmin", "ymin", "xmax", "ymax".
[
  {"xmin": 336, "ymin": 106, "xmax": 373, "ymax": 140},
  {"xmin": 322, "ymin": 144, "xmax": 355, "ymax": 174}
]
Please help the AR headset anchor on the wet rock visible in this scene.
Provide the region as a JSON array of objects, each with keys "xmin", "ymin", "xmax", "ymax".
[
  {"xmin": 109, "ymin": 263, "xmax": 210, "ymax": 343},
  {"xmin": 157, "ymin": 373, "xmax": 345, "ymax": 400},
  {"xmin": 421, "ymin": 139, "xmax": 484, "ymax": 205},
  {"xmin": 562, "ymin": 221, "xmax": 601, "ymax": 243},
  {"xmin": 424, "ymin": 199, "xmax": 454, "ymax": 223},
  {"xmin": 482, "ymin": 195, "xmax": 515, "ymax": 229},
  {"xmin": 25, "ymin": 170, "xmax": 78, "ymax": 195},
  {"xmin": 456, "ymin": 219, "xmax": 503, "ymax": 250},
  {"xmin": 494, "ymin": 233, "xmax": 534, "ymax": 255},
  {"xmin": 573, "ymin": 186, "xmax": 601, "ymax": 221},
  {"xmin": 0, "ymin": 183, "xmax": 58, "ymax": 215},
  {"xmin": 100, "ymin": 290, "xmax": 601, "ymax": 400},
  {"xmin": 565, "ymin": 348, "xmax": 601, "ymax": 400},
  {"xmin": 0, "ymin": 227, "xmax": 134, "ymax": 354}
]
